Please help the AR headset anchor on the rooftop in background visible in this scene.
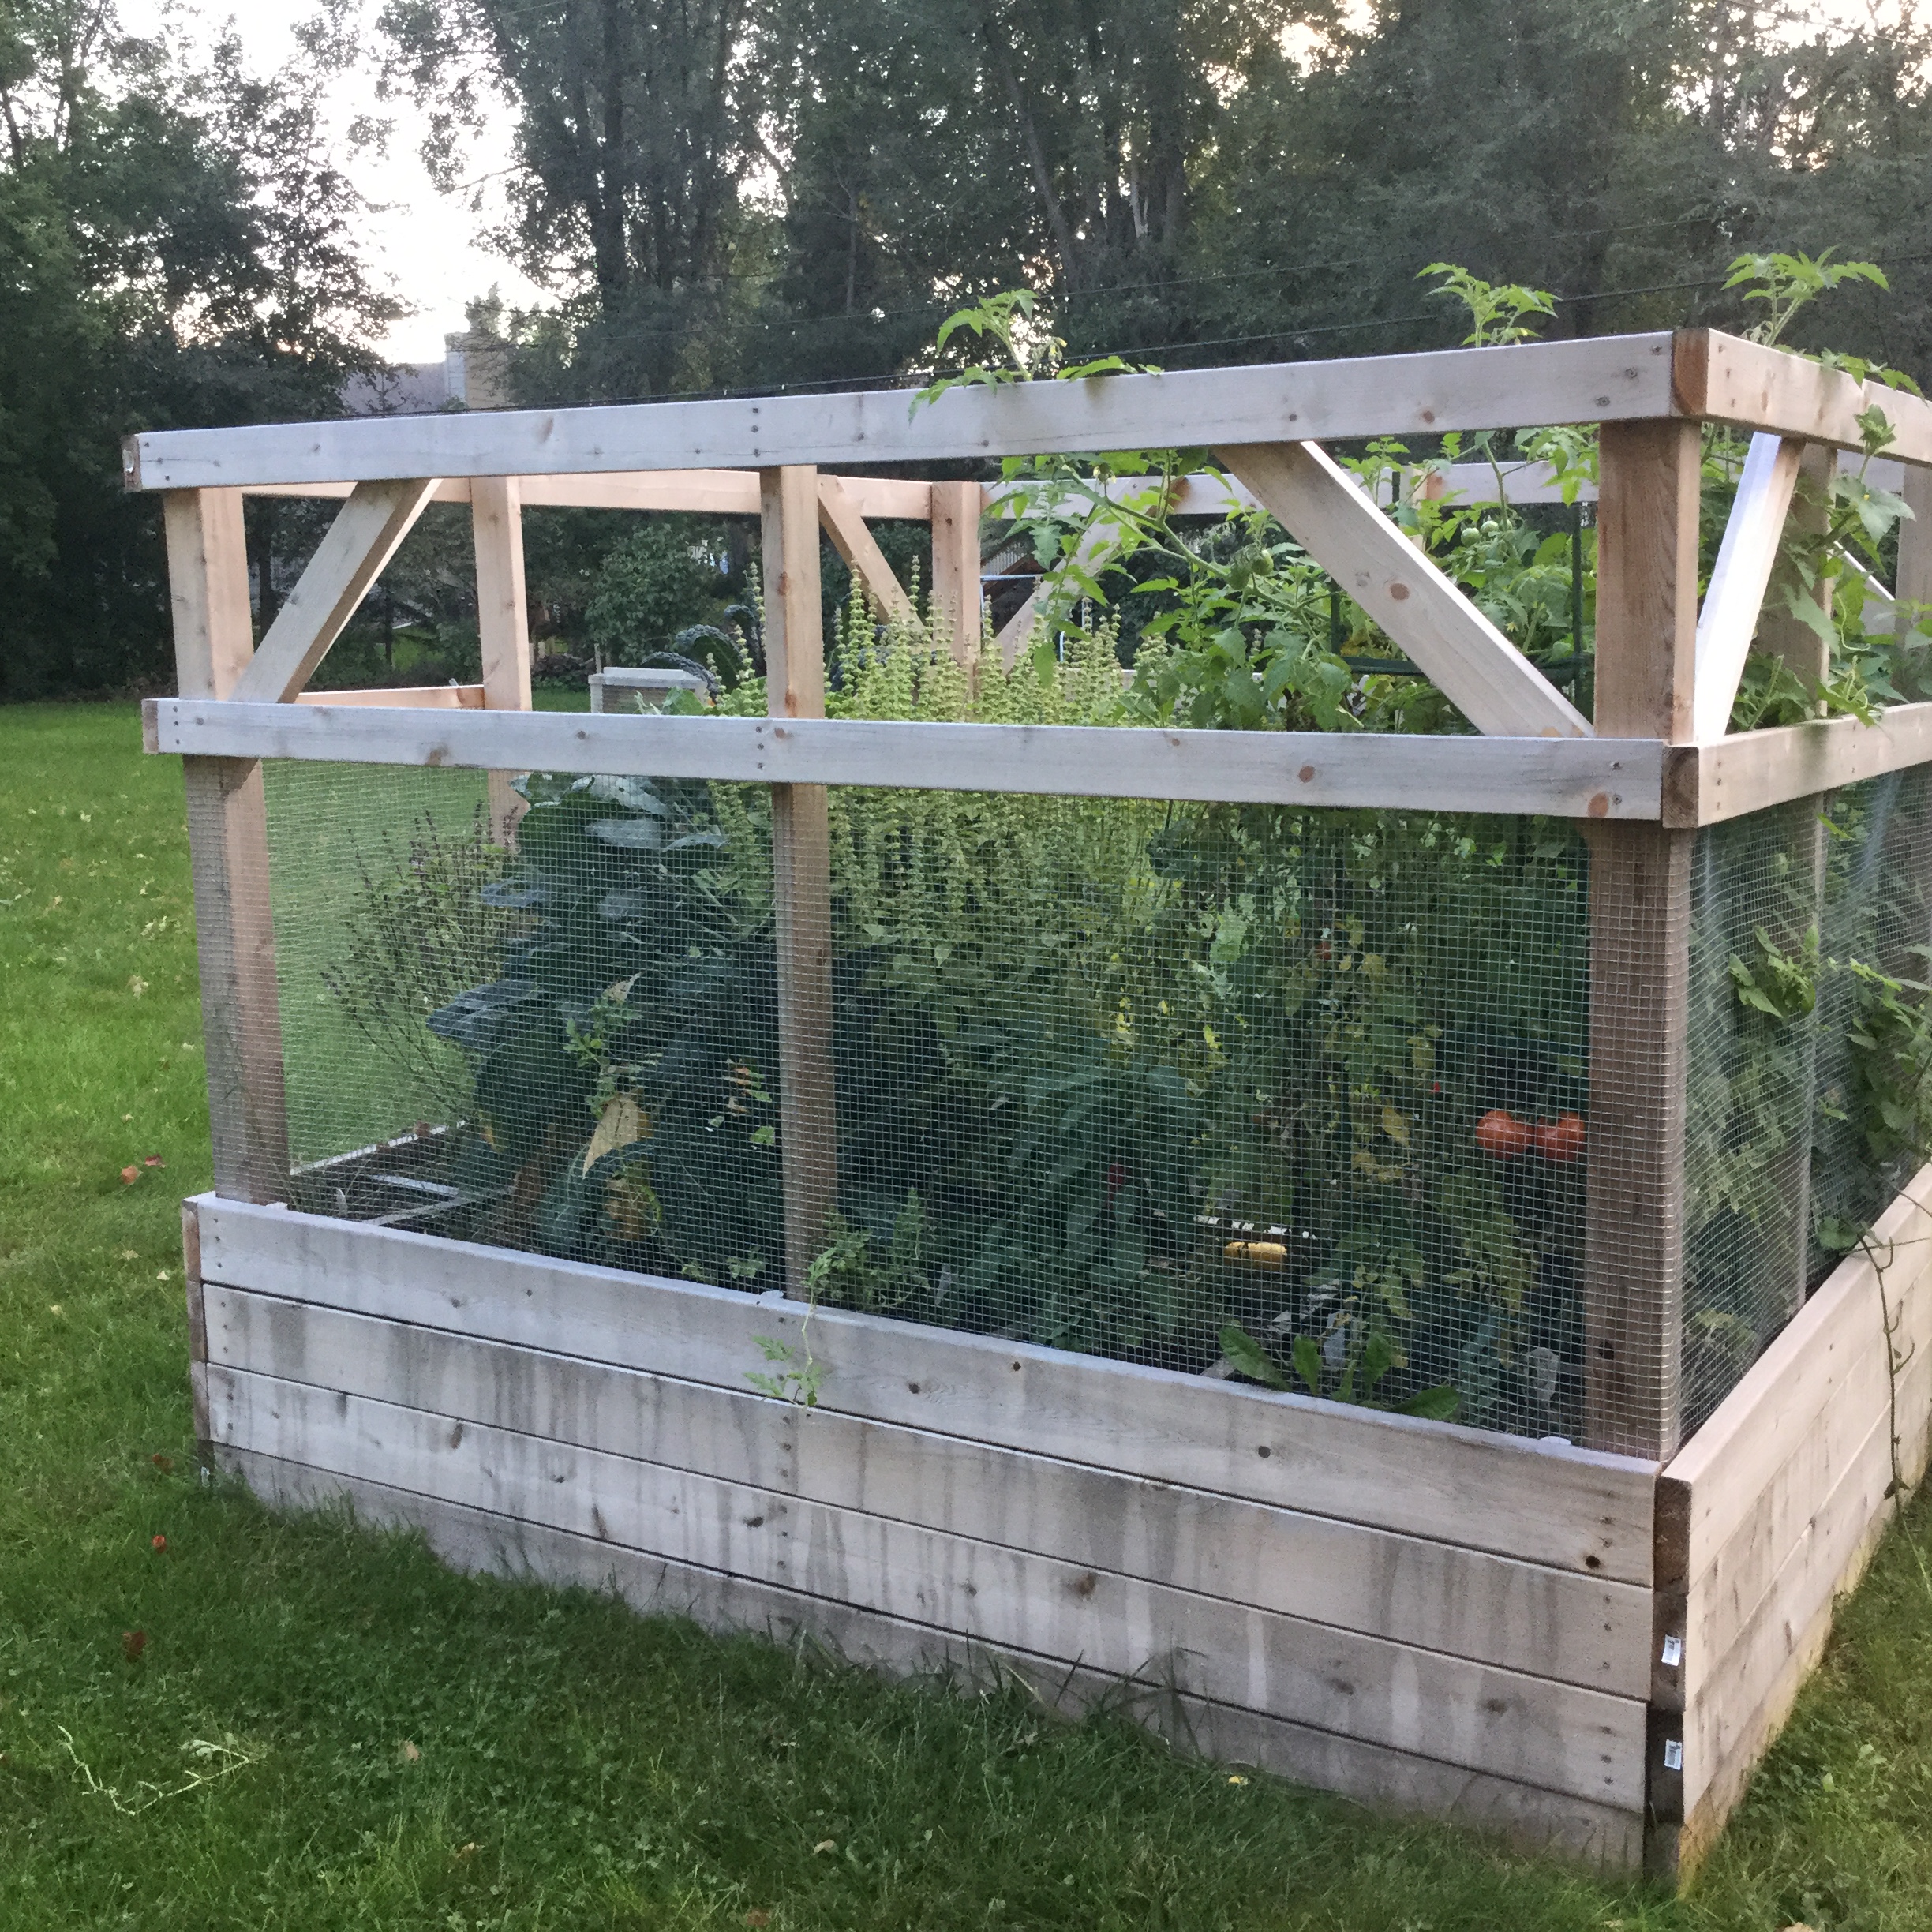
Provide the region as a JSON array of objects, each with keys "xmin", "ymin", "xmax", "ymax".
[{"xmin": 343, "ymin": 330, "xmax": 512, "ymax": 417}]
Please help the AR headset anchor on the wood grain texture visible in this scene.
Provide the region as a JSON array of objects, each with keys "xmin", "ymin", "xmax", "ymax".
[
  {"xmin": 163, "ymin": 490, "xmax": 253, "ymax": 698},
  {"xmin": 1595, "ymin": 420, "xmax": 1702, "ymax": 743},
  {"xmin": 292, "ymin": 684, "xmax": 486, "ymax": 708},
  {"xmin": 242, "ymin": 471, "xmax": 937, "ymax": 519},
  {"xmin": 470, "ymin": 474, "xmax": 533, "ymax": 845},
  {"xmin": 817, "ymin": 475, "xmax": 915, "ymax": 620},
  {"xmin": 1681, "ymin": 331, "xmax": 1932, "ymax": 466},
  {"xmin": 1219, "ymin": 442, "xmax": 1590, "ymax": 739},
  {"xmin": 189, "ymin": 1198, "xmax": 1659, "ymax": 1580},
  {"xmin": 1653, "ymin": 1164, "xmax": 1932, "ymax": 1857},
  {"xmin": 929, "ymin": 480, "xmax": 983, "ymax": 665},
  {"xmin": 230, "ymin": 479, "xmax": 441, "ymax": 703},
  {"xmin": 123, "ymin": 335, "xmax": 1679, "ymax": 491},
  {"xmin": 142, "ymin": 702, "xmax": 1669, "ymax": 820},
  {"xmin": 205, "ymin": 1365, "xmax": 1649, "ymax": 1807},
  {"xmin": 1899, "ymin": 465, "xmax": 1932, "ymax": 610},
  {"xmin": 761, "ymin": 465, "xmax": 837, "ymax": 1293},
  {"xmin": 1678, "ymin": 701, "xmax": 1932, "ymax": 826},
  {"xmin": 204, "ymin": 1284, "xmax": 1650, "ymax": 1691},
  {"xmin": 219, "ymin": 1443, "xmax": 1649, "ymax": 1872},
  {"xmin": 1691, "ymin": 435, "xmax": 1805, "ymax": 742},
  {"xmin": 1582, "ymin": 824, "xmax": 1692, "ymax": 1460},
  {"xmin": 182, "ymin": 760, "xmax": 290, "ymax": 1202}
]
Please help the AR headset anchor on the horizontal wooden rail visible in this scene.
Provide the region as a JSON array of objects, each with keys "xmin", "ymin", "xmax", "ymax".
[
  {"xmin": 144, "ymin": 696, "xmax": 1932, "ymax": 826},
  {"xmin": 144, "ymin": 698, "xmax": 1664, "ymax": 818},
  {"xmin": 124, "ymin": 335, "xmax": 1683, "ymax": 490},
  {"xmin": 1662, "ymin": 698, "xmax": 1932, "ymax": 825},
  {"xmin": 292, "ymin": 683, "xmax": 485, "ymax": 709},
  {"xmin": 242, "ymin": 471, "xmax": 936, "ymax": 521}
]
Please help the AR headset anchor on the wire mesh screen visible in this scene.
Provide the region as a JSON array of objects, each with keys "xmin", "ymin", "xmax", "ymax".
[
  {"xmin": 260, "ymin": 760, "xmax": 1657, "ymax": 1442},
  {"xmin": 1685, "ymin": 768, "xmax": 1932, "ymax": 1435}
]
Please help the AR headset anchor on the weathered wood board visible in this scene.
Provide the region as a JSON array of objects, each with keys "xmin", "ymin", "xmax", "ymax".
[
  {"xmin": 220, "ymin": 1443, "xmax": 1649, "ymax": 1870},
  {"xmin": 1649, "ymin": 1164, "xmax": 1932, "ymax": 1878},
  {"xmin": 186, "ymin": 1195, "xmax": 1658, "ymax": 1863}
]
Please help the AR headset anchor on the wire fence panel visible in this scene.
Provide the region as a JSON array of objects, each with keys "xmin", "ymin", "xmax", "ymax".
[{"xmin": 254, "ymin": 752, "xmax": 1931, "ymax": 1447}]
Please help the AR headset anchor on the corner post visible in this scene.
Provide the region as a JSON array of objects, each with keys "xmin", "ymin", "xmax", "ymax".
[
  {"xmin": 1584, "ymin": 420, "xmax": 1701, "ymax": 1461},
  {"xmin": 761, "ymin": 465, "xmax": 838, "ymax": 1296},
  {"xmin": 930, "ymin": 480, "xmax": 983, "ymax": 667},
  {"xmin": 165, "ymin": 488, "xmax": 292, "ymax": 1204},
  {"xmin": 472, "ymin": 475, "xmax": 533, "ymax": 844}
]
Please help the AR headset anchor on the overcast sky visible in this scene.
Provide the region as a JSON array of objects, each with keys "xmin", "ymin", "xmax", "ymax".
[
  {"xmin": 118, "ymin": 0, "xmax": 1897, "ymax": 369},
  {"xmin": 121, "ymin": 0, "xmax": 545, "ymax": 365}
]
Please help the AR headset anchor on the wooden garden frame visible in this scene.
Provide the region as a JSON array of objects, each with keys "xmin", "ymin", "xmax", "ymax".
[{"xmin": 140, "ymin": 328, "xmax": 1932, "ymax": 1880}]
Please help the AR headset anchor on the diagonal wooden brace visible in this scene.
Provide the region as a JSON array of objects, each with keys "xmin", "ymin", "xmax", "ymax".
[
  {"xmin": 230, "ymin": 477, "xmax": 441, "ymax": 704},
  {"xmin": 1217, "ymin": 441, "xmax": 1592, "ymax": 739},
  {"xmin": 817, "ymin": 476, "xmax": 915, "ymax": 623},
  {"xmin": 1690, "ymin": 433, "xmax": 1805, "ymax": 741}
]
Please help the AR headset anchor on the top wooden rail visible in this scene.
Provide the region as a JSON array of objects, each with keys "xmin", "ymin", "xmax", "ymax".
[{"xmin": 121, "ymin": 331, "xmax": 1932, "ymax": 493}]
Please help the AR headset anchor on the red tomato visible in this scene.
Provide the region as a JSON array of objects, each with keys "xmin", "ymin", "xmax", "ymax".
[
  {"xmin": 1475, "ymin": 1110, "xmax": 1530, "ymax": 1160},
  {"xmin": 1534, "ymin": 1113, "xmax": 1587, "ymax": 1163}
]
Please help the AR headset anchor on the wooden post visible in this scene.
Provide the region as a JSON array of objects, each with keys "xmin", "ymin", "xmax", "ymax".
[
  {"xmin": 761, "ymin": 466, "xmax": 838, "ymax": 1296},
  {"xmin": 930, "ymin": 480, "xmax": 983, "ymax": 668},
  {"xmin": 1583, "ymin": 421, "xmax": 1702, "ymax": 1462},
  {"xmin": 1898, "ymin": 465, "xmax": 1932, "ymax": 612},
  {"xmin": 472, "ymin": 476, "xmax": 533, "ymax": 844},
  {"xmin": 166, "ymin": 489, "xmax": 292, "ymax": 1204}
]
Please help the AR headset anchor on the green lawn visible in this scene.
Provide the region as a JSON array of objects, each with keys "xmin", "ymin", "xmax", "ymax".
[{"xmin": 6, "ymin": 702, "xmax": 1932, "ymax": 1929}]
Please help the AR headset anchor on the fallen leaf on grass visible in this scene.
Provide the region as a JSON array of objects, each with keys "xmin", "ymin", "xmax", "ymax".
[
  {"xmin": 811, "ymin": 1840, "xmax": 837, "ymax": 1855},
  {"xmin": 151, "ymin": 1455, "xmax": 174, "ymax": 1473},
  {"xmin": 746, "ymin": 1913, "xmax": 771, "ymax": 1927},
  {"xmin": 127, "ymin": 976, "xmax": 147, "ymax": 996},
  {"xmin": 122, "ymin": 1631, "xmax": 147, "ymax": 1662},
  {"xmin": 399, "ymin": 1739, "xmax": 421, "ymax": 1763},
  {"xmin": 144, "ymin": 1155, "xmax": 165, "ymax": 1168},
  {"xmin": 454, "ymin": 1843, "xmax": 480, "ymax": 1859},
  {"xmin": 151, "ymin": 1533, "xmax": 167, "ymax": 1552},
  {"xmin": 119, "ymin": 1166, "xmax": 140, "ymax": 1185}
]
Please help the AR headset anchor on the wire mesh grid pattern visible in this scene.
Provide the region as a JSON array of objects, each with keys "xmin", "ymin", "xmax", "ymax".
[
  {"xmin": 1685, "ymin": 767, "xmax": 1932, "ymax": 1434},
  {"xmin": 255, "ymin": 755, "xmax": 1710, "ymax": 1443}
]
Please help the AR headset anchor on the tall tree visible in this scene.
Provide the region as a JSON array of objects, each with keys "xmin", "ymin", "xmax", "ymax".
[{"xmin": 0, "ymin": 2, "xmax": 399, "ymax": 696}]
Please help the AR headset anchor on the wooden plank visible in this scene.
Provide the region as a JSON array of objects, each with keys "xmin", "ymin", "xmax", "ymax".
[
  {"xmin": 1687, "ymin": 1313, "xmax": 1932, "ymax": 1690},
  {"xmin": 165, "ymin": 492, "xmax": 291, "ymax": 1206},
  {"xmin": 1681, "ymin": 1382, "xmax": 1920, "ymax": 1812},
  {"xmin": 761, "ymin": 466, "xmax": 837, "ymax": 1294},
  {"xmin": 1676, "ymin": 700, "xmax": 1932, "ymax": 826},
  {"xmin": 471, "ymin": 475, "xmax": 533, "ymax": 846},
  {"xmin": 1663, "ymin": 1165, "xmax": 1932, "ymax": 1582},
  {"xmin": 929, "ymin": 480, "xmax": 983, "ymax": 665},
  {"xmin": 144, "ymin": 698, "xmax": 1670, "ymax": 819},
  {"xmin": 123, "ymin": 335, "xmax": 1682, "ymax": 492},
  {"xmin": 1218, "ymin": 442, "xmax": 1591, "ymax": 739},
  {"xmin": 1583, "ymin": 421, "xmax": 1701, "ymax": 1465},
  {"xmin": 1679, "ymin": 330, "xmax": 1932, "ymax": 466},
  {"xmin": 182, "ymin": 760, "xmax": 290, "ymax": 1202},
  {"xmin": 1899, "ymin": 465, "xmax": 1932, "ymax": 612},
  {"xmin": 816, "ymin": 476, "xmax": 914, "ymax": 620},
  {"xmin": 244, "ymin": 479, "xmax": 474, "ymax": 504},
  {"xmin": 205, "ymin": 1365, "xmax": 1649, "ymax": 1807},
  {"xmin": 182, "ymin": 1200, "xmax": 210, "ymax": 1449},
  {"xmin": 162, "ymin": 491, "xmax": 253, "ymax": 698},
  {"xmin": 205, "ymin": 1284, "xmax": 1651, "ymax": 1691},
  {"xmin": 292, "ymin": 684, "xmax": 485, "ymax": 709},
  {"xmin": 1581, "ymin": 826, "xmax": 1690, "ymax": 1460},
  {"xmin": 229, "ymin": 479, "xmax": 441, "ymax": 704},
  {"xmin": 219, "ymin": 1443, "xmax": 1647, "ymax": 1871},
  {"xmin": 190, "ymin": 1198, "xmax": 1660, "ymax": 1579},
  {"xmin": 246, "ymin": 472, "xmax": 935, "ymax": 520},
  {"xmin": 1690, "ymin": 435, "xmax": 1805, "ymax": 742},
  {"xmin": 1595, "ymin": 421, "xmax": 1702, "ymax": 743}
]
